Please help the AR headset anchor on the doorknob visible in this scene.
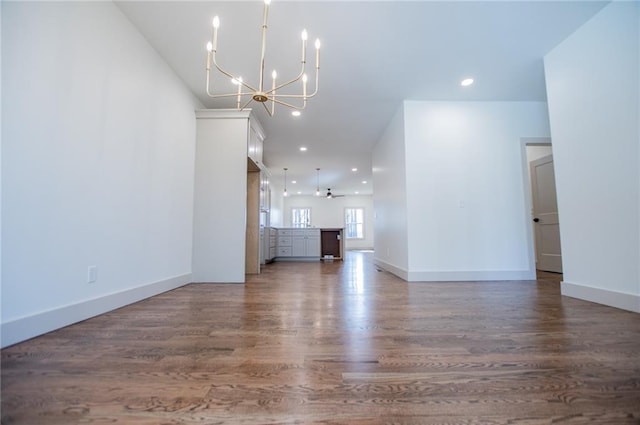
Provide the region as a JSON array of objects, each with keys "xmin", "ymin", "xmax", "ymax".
[{"xmin": 533, "ymin": 218, "xmax": 540, "ymax": 223}]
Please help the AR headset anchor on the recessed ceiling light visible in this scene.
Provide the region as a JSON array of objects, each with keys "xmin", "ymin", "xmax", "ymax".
[
  {"xmin": 297, "ymin": 191, "xmax": 302, "ymax": 195},
  {"xmin": 299, "ymin": 147, "xmax": 307, "ymax": 151},
  {"xmin": 461, "ymin": 78, "xmax": 474, "ymax": 87},
  {"xmin": 352, "ymin": 168, "xmax": 358, "ymax": 172},
  {"xmin": 292, "ymin": 180, "xmax": 297, "ymax": 184},
  {"xmin": 362, "ymin": 180, "xmax": 367, "ymax": 184},
  {"xmin": 291, "ymin": 111, "xmax": 301, "ymax": 117},
  {"xmin": 355, "ymin": 191, "xmax": 359, "ymax": 194}
]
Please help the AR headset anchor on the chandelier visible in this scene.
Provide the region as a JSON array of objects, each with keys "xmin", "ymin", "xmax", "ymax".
[{"xmin": 205, "ymin": 0, "xmax": 321, "ymax": 116}]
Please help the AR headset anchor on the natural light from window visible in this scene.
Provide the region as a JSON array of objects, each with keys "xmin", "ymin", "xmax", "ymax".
[
  {"xmin": 292, "ymin": 207, "xmax": 311, "ymax": 228},
  {"xmin": 345, "ymin": 207, "xmax": 364, "ymax": 239}
]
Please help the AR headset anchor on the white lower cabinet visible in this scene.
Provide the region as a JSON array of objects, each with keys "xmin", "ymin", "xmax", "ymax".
[{"xmin": 276, "ymin": 228, "xmax": 320, "ymax": 260}]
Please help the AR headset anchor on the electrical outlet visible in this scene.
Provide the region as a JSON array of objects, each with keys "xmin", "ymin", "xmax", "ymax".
[{"xmin": 87, "ymin": 266, "xmax": 98, "ymax": 283}]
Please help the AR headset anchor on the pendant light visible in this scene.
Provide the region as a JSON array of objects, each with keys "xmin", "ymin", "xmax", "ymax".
[
  {"xmin": 315, "ymin": 168, "xmax": 321, "ymax": 196},
  {"xmin": 283, "ymin": 168, "xmax": 289, "ymax": 197}
]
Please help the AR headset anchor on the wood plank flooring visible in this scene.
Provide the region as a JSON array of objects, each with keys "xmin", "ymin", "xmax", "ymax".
[{"xmin": 2, "ymin": 251, "xmax": 640, "ymax": 424}]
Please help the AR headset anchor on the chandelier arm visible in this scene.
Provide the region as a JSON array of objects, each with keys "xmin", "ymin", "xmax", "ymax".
[
  {"xmin": 239, "ymin": 97, "xmax": 255, "ymax": 111},
  {"xmin": 211, "ymin": 54, "xmax": 259, "ymax": 93},
  {"xmin": 303, "ymin": 68, "xmax": 319, "ymax": 98},
  {"xmin": 270, "ymin": 96, "xmax": 307, "ymax": 110},
  {"xmin": 206, "ymin": 92, "xmax": 254, "ymax": 99},
  {"xmin": 267, "ymin": 63, "xmax": 306, "ymax": 94},
  {"xmin": 261, "ymin": 100, "xmax": 275, "ymax": 117},
  {"xmin": 268, "ymin": 68, "xmax": 319, "ymax": 99},
  {"xmin": 205, "ymin": 67, "xmax": 215, "ymax": 97},
  {"xmin": 307, "ymin": 69, "xmax": 319, "ymax": 98}
]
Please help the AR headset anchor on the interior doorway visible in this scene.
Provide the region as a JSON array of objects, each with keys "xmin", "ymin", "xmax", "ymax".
[
  {"xmin": 530, "ymin": 154, "xmax": 562, "ymax": 273},
  {"xmin": 522, "ymin": 141, "xmax": 563, "ymax": 278}
]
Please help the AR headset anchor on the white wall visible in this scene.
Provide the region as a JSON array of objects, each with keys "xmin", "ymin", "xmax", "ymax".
[
  {"xmin": 373, "ymin": 101, "xmax": 550, "ymax": 281},
  {"xmin": 544, "ymin": 1, "xmax": 640, "ymax": 312},
  {"xmin": 282, "ymin": 195, "xmax": 374, "ymax": 250},
  {"xmin": 404, "ymin": 101, "xmax": 550, "ymax": 281},
  {"xmin": 1, "ymin": 2, "xmax": 202, "ymax": 346},
  {"xmin": 0, "ymin": 3, "xmax": 3, "ymax": 317},
  {"xmin": 372, "ymin": 106, "xmax": 410, "ymax": 276}
]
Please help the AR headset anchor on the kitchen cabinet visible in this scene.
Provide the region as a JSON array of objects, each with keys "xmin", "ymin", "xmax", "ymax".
[
  {"xmin": 259, "ymin": 169, "xmax": 271, "ymax": 213},
  {"xmin": 276, "ymin": 229, "xmax": 292, "ymax": 257},
  {"xmin": 292, "ymin": 229, "xmax": 320, "ymax": 257},
  {"xmin": 264, "ymin": 227, "xmax": 277, "ymax": 263},
  {"xmin": 275, "ymin": 228, "xmax": 320, "ymax": 260},
  {"xmin": 248, "ymin": 120, "xmax": 264, "ymax": 166}
]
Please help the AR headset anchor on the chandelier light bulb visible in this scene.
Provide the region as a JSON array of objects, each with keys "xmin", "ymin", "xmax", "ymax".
[
  {"xmin": 301, "ymin": 30, "xmax": 308, "ymax": 41},
  {"xmin": 264, "ymin": 0, "xmax": 271, "ymax": 4},
  {"xmin": 302, "ymin": 74, "xmax": 308, "ymax": 83},
  {"xmin": 212, "ymin": 16, "xmax": 220, "ymax": 28},
  {"xmin": 206, "ymin": 42, "xmax": 213, "ymax": 52},
  {"xmin": 315, "ymin": 39, "xmax": 321, "ymax": 49},
  {"xmin": 272, "ymin": 70, "xmax": 277, "ymax": 79}
]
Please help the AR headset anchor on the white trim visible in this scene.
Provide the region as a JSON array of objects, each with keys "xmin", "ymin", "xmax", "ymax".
[
  {"xmin": 194, "ymin": 109, "xmax": 266, "ymax": 140},
  {"xmin": 406, "ymin": 269, "xmax": 535, "ymax": 282},
  {"xmin": 561, "ymin": 281, "xmax": 640, "ymax": 313},
  {"xmin": 1, "ymin": 273, "xmax": 192, "ymax": 348},
  {"xmin": 195, "ymin": 108, "xmax": 252, "ymax": 120},
  {"xmin": 373, "ymin": 258, "xmax": 409, "ymax": 280},
  {"xmin": 373, "ymin": 259, "xmax": 534, "ymax": 282}
]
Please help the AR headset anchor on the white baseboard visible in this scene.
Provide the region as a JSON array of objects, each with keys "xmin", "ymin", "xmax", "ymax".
[
  {"xmin": 561, "ymin": 281, "xmax": 640, "ymax": 313},
  {"xmin": 407, "ymin": 269, "xmax": 535, "ymax": 282},
  {"xmin": 1, "ymin": 273, "xmax": 192, "ymax": 348},
  {"xmin": 373, "ymin": 259, "xmax": 409, "ymax": 280},
  {"xmin": 373, "ymin": 259, "xmax": 534, "ymax": 282}
]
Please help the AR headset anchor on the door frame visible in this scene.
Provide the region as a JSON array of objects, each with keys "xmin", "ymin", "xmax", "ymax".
[{"xmin": 519, "ymin": 137, "xmax": 554, "ymax": 277}]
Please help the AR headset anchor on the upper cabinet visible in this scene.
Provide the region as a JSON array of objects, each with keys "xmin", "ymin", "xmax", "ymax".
[
  {"xmin": 248, "ymin": 118, "xmax": 265, "ymax": 167},
  {"xmin": 260, "ymin": 168, "xmax": 271, "ymax": 213}
]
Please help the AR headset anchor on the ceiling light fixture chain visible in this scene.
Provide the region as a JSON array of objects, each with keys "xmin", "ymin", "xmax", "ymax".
[{"xmin": 205, "ymin": 0, "xmax": 321, "ymax": 117}]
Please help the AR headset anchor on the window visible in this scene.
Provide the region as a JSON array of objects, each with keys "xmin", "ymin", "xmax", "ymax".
[
  {"xmin": 291, "ymin": 207, "xmax": 311, "ymax": 228},
  {"xmin": 345, "ymin": 207, "xmax": 364, "ymax": 239}
]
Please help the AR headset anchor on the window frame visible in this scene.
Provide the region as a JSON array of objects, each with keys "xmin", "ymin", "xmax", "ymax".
[
  {"xmin": 291, "ymin": 207, "xmax": 312, "ymax": 228},
  {"xmin": 344, "ymin": 207, "xmax": 365, "ymax": 239}
]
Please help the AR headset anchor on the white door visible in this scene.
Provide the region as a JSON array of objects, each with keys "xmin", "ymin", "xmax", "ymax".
[{"xmin": 531, "ymin": 154, "xmax": 563, "ymax": 273}]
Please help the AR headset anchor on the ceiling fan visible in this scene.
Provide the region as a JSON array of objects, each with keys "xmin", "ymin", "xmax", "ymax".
[{"xmin": 325, "ymin": 188, "xmax": 345, "ymax": 199}]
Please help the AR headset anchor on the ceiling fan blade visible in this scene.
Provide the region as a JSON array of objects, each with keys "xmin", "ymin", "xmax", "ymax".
[{"xmin": 325, "ymin": 188, "xmax": 346, "ymax": 198}]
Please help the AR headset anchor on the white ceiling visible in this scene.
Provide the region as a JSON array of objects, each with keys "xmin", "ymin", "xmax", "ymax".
[{"xmin": 115, "ymin": 0, "xmax": 608, "ymax": 197}]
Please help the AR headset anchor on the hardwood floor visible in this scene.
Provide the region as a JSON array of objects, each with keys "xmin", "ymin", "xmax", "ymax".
[{"xmin": 2, "ymin": 251, "xmax": 640, "ymax": 424}]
